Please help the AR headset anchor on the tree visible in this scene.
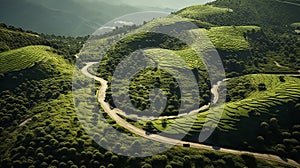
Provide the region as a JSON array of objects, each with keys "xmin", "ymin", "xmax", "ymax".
[
  {"xmin": 151, "ymin": 155, "xmax": 167, "ymax": 168},
  {"xmin": 258, "ymin": 83, "xmax": 266, "ymax": 91},
  {"xmin": 40, "ymin": 162, "xmax": 48, "ymax": 168},
  {"xmin": 59, "ymin": 162, "xmax": 67, "ymax": 168},
  {"xmin": 241, "ymin": 154, "xmax": 257, "ymax": 168},
  {"xmin": 183, "ymin": 156, "xmax": 192, "ymax": 168},
  {"xmin": 292, "ymin": 131, "xmax": 300, "ymax": 139},
  {"xmin": 0, "ymin": 42, "xmax": 10, "ymax": 52},
  {"xmin": 213, "ymin": 159, "xmax": 226, "ymax": 168},
  {"xmin": 51, "ymin": 160, "xmax": 59, "ymax": 167},
  {"xmin": 37, "ymin": 153, "xmax": 45, "ymax": 160},
  {"xmin": 107, "ymin": 163, "xmax": 114, "ymax": 168},
  {"xmin": 269, "ymin": 118, "xmax": 279, "ymax": 128},
  {"xmin": 93, "ymin": 152, "xmax": 103, "ymax": 160},
  {"xmin": 260, "ymin": 121, "xmax": 269, "ymax": 133},
  {"xmin": 142, "ymin": 163, "xmax": 152, "ymax": 168},
  {"xmin": 256, "ymin": 136, "xmax": 264, "ymax": 144},
  {"xmin": 279, "ymin": 76, "xmax": 285, "ymax": 82},
  {"xmin": 162, "ymin": 119, "xmax": 168, "ymax": 128},
  {"xmin": 146, "ymin": 121, "xmax": 154, "ymax": 132},
  {"xmin": 243, "ymin": 32, "xmax": 247, "ymax": 39}
]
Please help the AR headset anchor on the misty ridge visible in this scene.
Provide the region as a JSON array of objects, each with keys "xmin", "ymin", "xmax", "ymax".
[{"xmin": 0, "ymin": 0, "xmax": 212, "ymax": 36}]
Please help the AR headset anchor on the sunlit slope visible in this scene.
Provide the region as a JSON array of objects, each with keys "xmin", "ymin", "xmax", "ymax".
[
  {"xmin": 202, "ymin": 26, "xmax": 260, "ymax": 51},
  {"xmin": 0, "ymin": 45, "xmax": 72, "ymax": 75},
  {"xmin": 139, "ymin": 74, "xmax": 300, "ymax": 134},
  {"xmin": 176, "ymin": 5, "xmax": 232, "ymax": 20}
]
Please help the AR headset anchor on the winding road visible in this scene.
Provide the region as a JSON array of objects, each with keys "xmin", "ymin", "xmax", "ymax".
[{"xmin": 82, "ymin": 62, "xmax": 300, "ymax": 167}]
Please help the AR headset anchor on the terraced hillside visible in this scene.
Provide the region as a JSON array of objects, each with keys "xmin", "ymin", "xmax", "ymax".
[
  {"xmin": 0, "ymin": 45, "xmax": 69, "ymax": 74},
  {"xmin": 1, "ymin": 0, "xmax": 300, "ymax": 166},
  {"xmin": 175, "ymin": 5, "xmax": 233, "ymax": 20},
  {"xmin": 0, "ymin": 44, "xmax": 73, "ymax": 127},
  {"xmin": 1, "ymin": 91, "xmax": 289, "ymax": 167},
  {"xmin": 134, "ymin": 74, "xmax": 300, "ymax": 160},
  {"xmin": 91, "ymin": 22, "xmax": 221, "ymax": 116},
  {"xmin": 136, "ymin": 74, "xmax": 300, "ymax": 131},
  {"xmin": 202, "ymin": 26, "xmax": 260, "ymax": 51},
  {"xmin": 0, "ymin": 45, "xmax": 73, "ymax": 90}
]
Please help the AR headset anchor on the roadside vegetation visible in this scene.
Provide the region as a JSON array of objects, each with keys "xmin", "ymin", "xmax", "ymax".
[{"xmin": 133, "ymin": 74, "xmax": 300, "ymax": 161}]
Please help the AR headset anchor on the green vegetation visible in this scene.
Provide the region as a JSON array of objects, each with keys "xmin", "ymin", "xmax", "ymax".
[
  {"xmin": 206, "ymin": 0, "xmax": 300, "ymax": 27},
  {"xmin": 0, "ymin": 23, "xmax": 42, "ymax": 52},
  {"xmin": 1, "ymin": 0, "xmax": 300, "ymax": 167},
  {"xmin": 290, "ymin": 22, "xmax": 300, "ymax": 29},
  {"xmin": 134, "ymin": 74, "xmax": 300, "ymax": 161},
  {"xmin": 0, "ymin": 88, "xmax": 290, "ymax": 167},
  {"xmin": 0, "ymin": 45, "xmax": 68, "ymax": 74},
  {"xmin": 202, "ymin": 26, "xmax": 260, "ymax": 51},
  {"xmin": 175, "ymin": 5, "xmax": 233, "ymax": 20},
  {"xmin": 94, "ymin": 30, "xmax": 211, "ymax": 116},
  {"xmin": 246, "ymin": 29, "xmax": 300, "ymax": 73},
  {"xmin": 0, "ymin": 22, "xmax": 87, "ymax": 63},
  {"xmin": 0, "ymin": 45, "xmax": 74, "ymax": 91},
  {"xmin": 0, "ymin": 92, "xmax": 288, "ymax": 168}
]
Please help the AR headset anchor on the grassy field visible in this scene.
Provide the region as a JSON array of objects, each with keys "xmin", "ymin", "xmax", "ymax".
[
  {"xmin": 0, "ymin": 45, "xmax": 72, "ymax": 75},
  {"xmin": 176, "ymin": 5, "xmax": 233, "ymax": 20}
]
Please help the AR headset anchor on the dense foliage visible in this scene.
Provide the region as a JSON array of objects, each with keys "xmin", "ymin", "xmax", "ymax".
[{"xmin": 1, "ymin": 0, "xmax": 300, "ymax": 167}]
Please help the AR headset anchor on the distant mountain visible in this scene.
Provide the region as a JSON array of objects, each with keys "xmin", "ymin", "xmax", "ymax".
[{"xmin": 0, "ymin": 0, "xmax": 171, "ymax": 36}]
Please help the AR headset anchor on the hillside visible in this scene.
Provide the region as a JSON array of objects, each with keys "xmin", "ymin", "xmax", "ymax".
[
  {"xmin": 133, "ymin": 74, "xmax": 300, "ymax": 160},
  {"xmin": 208, "ymin": 0, "xmax": 300, "ymax": 26},
  {"xmin": 176, "ymin": 5, "xmax": 233, "ymax": 20},
  {"xmin": 0, "ymin": 29, "xmax": 290, "ymax": 168},
  {"xmin": 1, "ymin": 0, "xmax": 300, "ymax": 167},
  {"xmin": 84, "ymin": 0, "xmax": 300, "ymax": 163},
  {"xmin": 176, "ymin": 0, "xmax": 300, "ymax": 27},
  {"xmin": 0, "ymin": 23, "xmax": 42, "ymax": 52},
  {"xmin": 0, "ymin": 45, "xmax": 70, "ymax": 74},
  {"xmin": 173, "ymin": 2, "xmax": 300, "ymax": 75},
  {"xmin": 0, "ymin": 45, "xmax": 73, "ymax": 90},
  {"xmin": 201, "ymin": 26, "xmax": 260, "ymax": 51}
]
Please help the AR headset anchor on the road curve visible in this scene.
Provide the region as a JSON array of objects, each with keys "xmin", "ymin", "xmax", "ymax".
[{"xmin": 81, "ymin": 62, "xmax": 300, "ymax": 168}]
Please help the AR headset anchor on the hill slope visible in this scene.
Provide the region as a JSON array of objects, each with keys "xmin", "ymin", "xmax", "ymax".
[
  {"xmin": 1, "ymin": 0, "xmax": 300, "ymax": 167},
  {"xmin": 0, "ymin": 24, "xmax": 42, "ymax": 51},
  {"xmin": 0, "ymin": 0, "xmax": 173, "ymax": 36},
  {"xmin": 0, "ymin": 45, "xmax": 73, "ymax": 91},
  {"xmin": 0, "ymin": 45, "xmax": 72, "ymax": 75},
  {"xmin": 176, "ymin": 0, "xmax": 300, "ymax": 28}
]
